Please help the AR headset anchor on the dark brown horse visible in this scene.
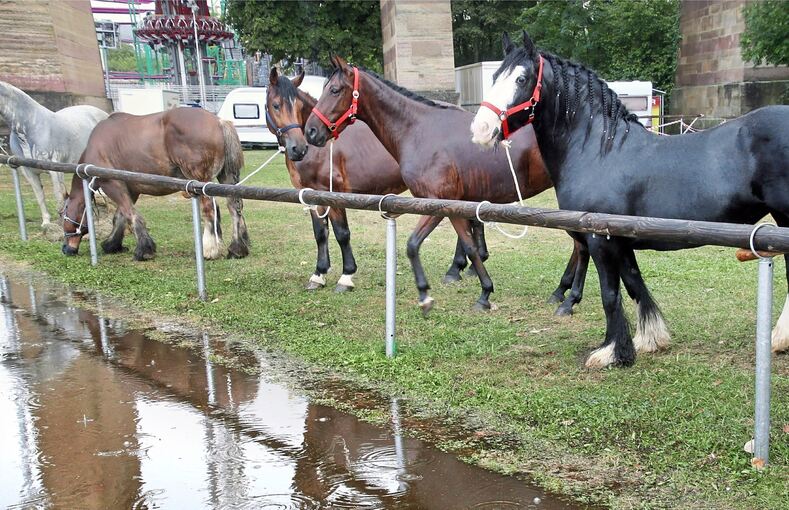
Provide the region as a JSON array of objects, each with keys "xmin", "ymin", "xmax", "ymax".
[
  {"xmin": 305, "ymin": 56, "xmax": 586, "ymax": 314},
  {"xmin": 267, "ymin": 68, "xmax": 494, "ymax": 292},
  {"xmin": 62, "ymin": 107, "xmax": 249, "ymax": 261}
]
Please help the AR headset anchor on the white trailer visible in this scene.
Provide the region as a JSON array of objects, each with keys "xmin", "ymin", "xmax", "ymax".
[{"xmin": 116, "ymin": 88, "xmax": 180, "ymax": 116}]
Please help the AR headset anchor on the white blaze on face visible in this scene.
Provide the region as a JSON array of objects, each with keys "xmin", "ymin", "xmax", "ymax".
[{"xmin": 470, "ymin": 65, "xmax": 525, "ymax": 147}]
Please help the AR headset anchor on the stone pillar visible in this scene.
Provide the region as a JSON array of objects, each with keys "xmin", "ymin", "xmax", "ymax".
[
  {"xmin": 0, "ymin": 0, "xmax": 111, "ymax": 112},
  {"xmin": 380, "ymin": 0, "xmax": 458, "ymax": 104},
  {"xmin": 672, "ymin": 0, "xmax": 789, "ymax": 119}
]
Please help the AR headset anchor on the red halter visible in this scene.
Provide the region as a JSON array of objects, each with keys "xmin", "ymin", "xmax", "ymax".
[
  {"xmin": 311, "ymin": 67, "xmax": 360, "ymax": 139},
  {"xmin": 480, "ymin": 55, "xmax": 544, "ymax": 139}
]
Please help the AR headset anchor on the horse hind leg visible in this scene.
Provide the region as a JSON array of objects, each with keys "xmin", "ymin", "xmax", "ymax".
[
  {"xmin": 21, "ymin": 167, "xmax": 51, "ymax": 226},
  {"xmin": 465, "ymin": 220, "xmax": 488, "ymax": 278},
  {"xmin": 442, "ymin": 238, "xmax": 468, "ymax": 284},
  {"xmin": 407, "ymin": 215, "xmax": 444, "ymax": 316},
  {"xmin": 131, "ymin": 212, "xmax": 156, "ymax": 261},
  {"xmin": 555, "ymin": 240, "xmax": 590, "ymax": 316},
  {"xmin": 200, "ymin": 195, "xmax": 225, "ymax": 260},
  {"xmin": 770, "ymin": 213, "xmax": 789, "ymax": 352},
  {"xmin": 217, "ymin": 168, "xmax": 250, "ymax": 259},
  {"xmin": 449, "ymin": 217, "xmax": 495, "ymax": 312}
]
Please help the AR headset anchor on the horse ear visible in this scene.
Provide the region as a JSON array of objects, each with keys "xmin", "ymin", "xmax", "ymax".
[
  {"xmin": 292, "ymin": 69, "xmax": 305, "ymax": 88},
  {"xmin": 269, "ymin": 66, "xmax": 279, "ymax": 86},
  {"xmin": 329, "ymin": 54, "xmax": 339, "ymax": 69},
  {"xmin": 502, "ymin": 32, "xmax": 514, "ymax": 55},
  {"xmin": 522, "ymin": 30, "xmax": 538, "ymax": 60},
  {"xmin": 333, "ymin": 54, "xmax": 350, "ymax": 73}
]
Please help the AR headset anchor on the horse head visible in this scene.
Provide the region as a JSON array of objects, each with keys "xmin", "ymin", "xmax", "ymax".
[
  {"xmin": 266, "ymin": 67, "xmax": 308, "ymax": 161},
  {"xmin": 471, "ymin": 31, "xmax": 542, "ymax": 147},
  {"xmin": 304, "ymin": 55, "xmax": 358, "ymax": 148},
  {"xmin": 61, "ymin": 175, "xmax": 88, "ymax": 255}
]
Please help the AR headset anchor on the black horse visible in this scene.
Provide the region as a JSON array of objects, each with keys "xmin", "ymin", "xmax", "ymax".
[{"xmin": 471, "ymin": 31, "xmax": 789, "ymax": 368}]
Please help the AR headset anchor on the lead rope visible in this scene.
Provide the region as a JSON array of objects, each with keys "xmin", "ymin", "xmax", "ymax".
[
  {"xmin": 297, "ymin": 139, "xmax": 333, "ymax": 219},
  {"xmin": 475, "ymin": 140, "xmax": 529, "ymax": 239},
  {"xmin": 237, "ymin": 145, "xmax": 285, "ymax": 186}
]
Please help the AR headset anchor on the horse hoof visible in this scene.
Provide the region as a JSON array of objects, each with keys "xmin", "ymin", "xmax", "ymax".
[
  {"xmin": 441, "ymin": 273, "xmax": 462, "ymax": 284},
  {"xmin": 547, "ymin": 293, "xmax": 565, "ymax": 304},
  {"xmin": 334, "ymin": 284, "xmax": 353, "ymax": 293},
  {"xmin": 227, "ymin": 241, "xmax": 249, "ymax": 259},
  {"xmin": 419, "ymin": 296, "xmax": 435, "ymax": 317},
  {"xmin": 471, "ymin": 301, "xmax": 491, "ymax": 312},
  {"xmin": 133, "ymin": 252, "xmax": 155, "ymax": 261},
  {"xmin": 305, "ymin": 281, "xmax": 324, "ymax": 291},
  {"xmin": 554, "ymin": 305, "xmax": 574, "ymax": 317},
  {"xmin": 305, "ymin": 274, "xmax": 326, "ymax": 291}
]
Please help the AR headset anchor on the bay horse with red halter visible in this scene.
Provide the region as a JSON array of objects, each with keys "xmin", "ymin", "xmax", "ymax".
[
  {"xmin": 61, "ymin": 107, "xmax": 250, "ymax": 261},
  {"xmin": 305, "ymin": 55, "xmax": 587, "ymax": 315},
  {"xmin": 267, "ymin": 67, "xmax": 494, "ymax": 291}
]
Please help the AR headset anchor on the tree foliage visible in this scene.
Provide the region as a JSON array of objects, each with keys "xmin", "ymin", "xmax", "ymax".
[
  {"xmin": 518, "ymin": 0, "xmax": 681, "ymax": 93},
  {"xmin": 451, "ymin": 1, "xmax": 531, "ymax": 67},
  {"xmin": 224, "ymin": 0, "xmax": 383, "ymax": 72},
  {"xmin": 107, "ymin": 44, "xmax": 138, "ymax": 72},
  {"xmin": 741, "ymin": 0, "xmax": 789, "ymax": 66}
]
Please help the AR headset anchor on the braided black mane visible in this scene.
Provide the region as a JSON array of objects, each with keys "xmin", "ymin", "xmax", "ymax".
[{"xmin": 536, "ymin": 51, "xmax": 644, "ymax": 152}]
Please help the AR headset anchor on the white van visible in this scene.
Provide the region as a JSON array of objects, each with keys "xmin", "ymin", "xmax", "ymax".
[{"xmin": 218, "ymin": 75, "xmax": 327, "ymax": 148}]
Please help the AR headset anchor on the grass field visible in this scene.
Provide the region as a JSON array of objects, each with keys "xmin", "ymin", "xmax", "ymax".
[{"xmin": 1, "ymin": 151, "xmax": 787, "ymax": 509}]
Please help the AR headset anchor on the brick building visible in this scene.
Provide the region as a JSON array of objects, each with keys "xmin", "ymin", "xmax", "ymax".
[{"xmin": 671, "ymin": 0, "xmax": 789, "ymax": 117}]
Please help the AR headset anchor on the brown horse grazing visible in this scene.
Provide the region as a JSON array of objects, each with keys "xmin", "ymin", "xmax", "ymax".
[
  {"xmin": 267, "ymin": 68, "xmax": 494, "ymax": 292},
  {"xmin": 305, "ymin": 55, "xmax": 586, "ymax": 315},
  {"xmin": 61, "ymin": 107, "xmax": 249, "ymax": 261}
]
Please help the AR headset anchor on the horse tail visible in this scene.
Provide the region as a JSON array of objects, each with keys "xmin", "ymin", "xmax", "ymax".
[{"xmin": 219, "ymin": 120, "xmax": 244, "ymax": 184}]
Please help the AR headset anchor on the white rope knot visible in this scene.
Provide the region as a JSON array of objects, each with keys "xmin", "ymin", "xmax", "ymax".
[
  {"xmin": 378, "ymin": 193, "xmax": 399, "ymax": 220},
  {"xmin": 749, "ymin": 223, "xmax": 776, "ymax": 259},
  {"xmin": 184, "ymin": 179, "xmax": 199, "ymax": 195}
]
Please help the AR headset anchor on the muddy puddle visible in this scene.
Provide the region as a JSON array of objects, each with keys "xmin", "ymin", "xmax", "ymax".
[{"xmin": 0, "ymin": 267, "xmax": 582, "ymax": 509}]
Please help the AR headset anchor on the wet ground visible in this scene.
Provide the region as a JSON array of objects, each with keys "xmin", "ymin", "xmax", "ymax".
[{"xmin": 0, "ymin": 267, "xmax": 582, "ymax": 509}]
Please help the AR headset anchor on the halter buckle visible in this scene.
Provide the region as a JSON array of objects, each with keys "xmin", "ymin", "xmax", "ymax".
[
  {"xmin": 328, "ymin": 124, "xmax": 337, "ymax": 132},
  {"xmin": 352, "ymin": 90, "xmax": 360, "ymax": 99},
  {"xmin": 498, "ymin": 112, "xmax": 507, "ymax": 121}
]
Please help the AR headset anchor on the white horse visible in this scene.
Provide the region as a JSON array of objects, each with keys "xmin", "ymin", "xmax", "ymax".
[{"xmin": 0, "ymin": 81, "xmax": 108, "ymax": 227}]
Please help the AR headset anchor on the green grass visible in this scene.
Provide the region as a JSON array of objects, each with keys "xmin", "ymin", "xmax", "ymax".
[{"xmin": 1, "ymin": 151, "xmax": 787, "ymax": 509}]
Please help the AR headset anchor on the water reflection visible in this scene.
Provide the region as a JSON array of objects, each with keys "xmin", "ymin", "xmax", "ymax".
[{"xmin": 0, "ymin": 270, "xmax": 580, "ymax": 509}]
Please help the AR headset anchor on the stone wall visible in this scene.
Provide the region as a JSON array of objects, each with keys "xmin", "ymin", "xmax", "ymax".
[
  {"xmin": 672, "ymin": 0, "xmax": 789, "ymax": 117},
  {"xmin": 379, "ymin": 0, "xmax": 458, "ymax": 103},
  {"xmin": 0, "ymin": 0, "xmax": 111, "ymax": 113}
]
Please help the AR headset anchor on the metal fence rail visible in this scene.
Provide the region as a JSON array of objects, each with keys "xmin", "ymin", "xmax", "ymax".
[{"xmin": 0, "ymin": 152, "xmax": 784, "ymax": 466}]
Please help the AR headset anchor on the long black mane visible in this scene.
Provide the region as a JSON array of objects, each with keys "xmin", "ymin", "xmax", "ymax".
[
  {"xmin": 328, "ymin": 66, "xmax": 451, "ymax": 109},
  {"xmin": 502, "ymin": 47, "xmax": 645, "ymax": 153}
]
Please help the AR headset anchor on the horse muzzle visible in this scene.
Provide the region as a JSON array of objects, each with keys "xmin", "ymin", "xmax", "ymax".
[{"xmin": 61, "ymin": 244, "xmax": 79, "ymax": 256}]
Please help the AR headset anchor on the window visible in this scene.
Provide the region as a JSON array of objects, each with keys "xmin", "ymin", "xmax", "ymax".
[
  {"xmin": 233, "ymin": 103, "xmax": 259, "ymax": 119},
  {"xmin": 620, "ymin": 96, "xmax": 649, "ymax": 112}
]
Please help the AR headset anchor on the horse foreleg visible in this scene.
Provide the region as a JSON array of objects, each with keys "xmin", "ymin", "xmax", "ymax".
[
  {"xmin": 329, "ymin": 207, "xmax": 357, "ymax": 292},
  {"xmin": 449, "ymin": 217, "xmax": 494, "ymax": 312},
  {"xmin": 619, "ymin": 249, "xmax": 670, "ymax": 353},
  {"xmin": 555, "ymin": 240, "xmax": 590, "ymax": 316},
  {"xmin": 224, "ymin": 195, "xmax": 249, "ymax": 259},
  {"xmin": 307, "ymin": 209, "xmax": 331, "ymax": 290},
  {"xmin": 585, "ymin": 236, "xmax": 635, "ymax": 368},
  {"xmin": 465, "ymin": 220, "xmax": 489, "ymax": 278},
  {"xmin": 200, "ymin": 195, "xmax": 225, "ymax": 260},
  {"xmin": 407, "ymin": 215, "xmax": 444, "ymax": 316},
  {"xmin": 21, "ymin": 167, "xmax": 51, "ymax": 226},
  {"xmin": 101, "ymin": 208, "xmax": 128, "ymax": 254}
]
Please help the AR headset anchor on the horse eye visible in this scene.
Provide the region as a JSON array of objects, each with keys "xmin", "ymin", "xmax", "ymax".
[
  {"xmin": 330, "ymin": 87, "xmax": 340, "ymax": 95},
  {"xmin": 516, "ymin": 76, "xmax": 526, "ymax": 86},
  {"xmin": 273, "ymin": 103, "xmax": 280, "ymax": 111}
]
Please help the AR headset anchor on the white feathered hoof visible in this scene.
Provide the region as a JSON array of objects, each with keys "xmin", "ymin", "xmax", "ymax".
[
  {"xmin": 585, "ymin": 343, "xmax": 616, "ymax": 369},
  {"xmin": 771, "ymin": 295, "xmax": 789, "ymax": 353},
  {"xmin": 334, "ymin": 274, "xmax": 355, "ymax": 293},
  {"xmin": 419, "ymin": 296, "xmax": 435, "ymax": 317},
  {"xmin": 633, "ymin": 305, "xmax": 671, "ymax": 354},
  {"xmin": 202, "ymin": 231, "xmax": 225, "ymax": 260},
  {"xmin": 305, "ymin": 273, "xmax": 326, "ymax": 291}
]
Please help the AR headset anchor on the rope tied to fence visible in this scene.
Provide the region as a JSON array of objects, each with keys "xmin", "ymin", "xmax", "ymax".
[
  {"xmin": 237, "ymin": 146, "xmax": 285, "ymax": 186},
  {"xmin": 475, "ymin": 140, "xmax": 529, "ymax": 239},
  {"xmin": 378, "ymin": 193, "xmax": 400, "ymax": 220},
  {"xmin": 750, "ymin": 223, "xmax": 777, "ymax": 260}
]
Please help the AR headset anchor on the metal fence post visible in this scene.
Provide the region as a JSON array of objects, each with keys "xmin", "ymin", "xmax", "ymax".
[
  {"xmin": 191, "ymin": 195, "xmax": 207, "ymax": 301},
  {"xmin": 10, "ymin": 166, "xmax": 28, "ymax": 241},
  {"xmin": 385, "ymin": 217, "xmax": 397, "ymax": 358},
  {"xmin": 81, "ymin": 178, "xmax": 98, "ymax": 267},
  {"xmin": 753, "ymin": 255, "xmax": 773, "ymax": 465}
]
